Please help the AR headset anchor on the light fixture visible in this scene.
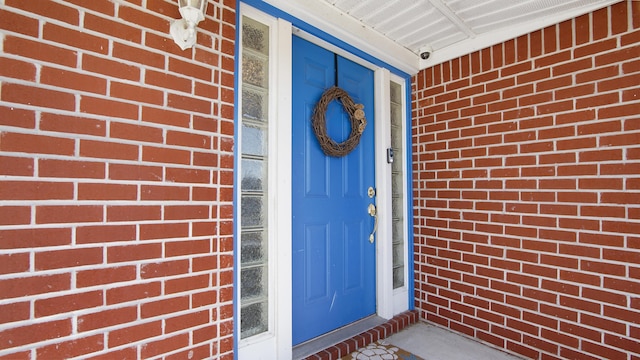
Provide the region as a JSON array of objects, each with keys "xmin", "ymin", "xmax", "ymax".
[{"xmin": 170, "ymin": 0, "xmax": 208, "ymax": 50}]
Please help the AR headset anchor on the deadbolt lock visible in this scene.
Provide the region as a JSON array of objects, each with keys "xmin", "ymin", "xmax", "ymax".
[{"xmin": 367, "ymin": 186, "xmax": 375, "ymax": 198}]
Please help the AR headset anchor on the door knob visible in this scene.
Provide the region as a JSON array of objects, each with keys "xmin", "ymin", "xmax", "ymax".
[
  {"xmin": 367, "ymin": 186, "xmax": 375, "ymax": 198},
  {"xmin": 368, "ymin": 203, "xmax": 377, "ymax": 243}
]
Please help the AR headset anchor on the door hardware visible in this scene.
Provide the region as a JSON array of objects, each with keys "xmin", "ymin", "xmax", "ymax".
[{"xmin": 368, "ymin": 203, "xmax": 377, "ymax": 243}]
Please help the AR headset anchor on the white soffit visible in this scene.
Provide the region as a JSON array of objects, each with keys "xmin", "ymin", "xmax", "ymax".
[{"xmin": 267, "ymin": 0, "xmax": 621, "ymax": 74}]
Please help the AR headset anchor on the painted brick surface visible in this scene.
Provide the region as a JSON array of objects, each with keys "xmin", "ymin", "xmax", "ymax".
[
  {"xmin": 413, "ymin": 1, "xmax": 640, "ymax": 359},
  {"xmin": 0, "ymin": 0, "xmax": 236, "ymax": 358}
]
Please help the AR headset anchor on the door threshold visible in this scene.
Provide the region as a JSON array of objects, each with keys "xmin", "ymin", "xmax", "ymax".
[
  {"xmin": 292, "ymin": 316, "xmax": 385, "ymax": 360},
  {"xmin": 297, "ymin": 310, "xmax": 419, "ymax": 360}
]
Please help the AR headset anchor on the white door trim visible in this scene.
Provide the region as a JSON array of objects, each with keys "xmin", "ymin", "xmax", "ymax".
[
  {"xmin": 272, "ymin": 17, "xmax": 294, "ymax": 360},
  {"xmin": 374, "ymin": 68, "xmax": 394, "ymax": 320},
  {"xmin": 262, "ymin": 0, "xmax": 418, "ymax": 74}
]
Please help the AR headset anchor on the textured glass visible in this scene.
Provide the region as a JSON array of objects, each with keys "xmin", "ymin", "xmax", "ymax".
[
  {"xmin": 391, "ymin": 104, "xmax": 402, "ymax": 137},
  {"xmin": 390, "ymin": 82, "xmax": 402, "ymax": 103},
  {"xmin": 390, "ymin": 81, "xmax": 405, "ymax": 289},
  {"xmin": 392, "ymin": 197, "xmax": 404, "ymax": 217},
  {"xmin": 240, "ymin": 15, "xmax": 270, "ymax": 339},
  {"xmin": 241, "ymin": 230, "xmax": 266, "ymax": 265},
  {"xmin": 242, "ymin": 87, "xmax": 268, "ymax": 121},
  {"xmin": 241, "ymin": 266, "xmax": 267, "ymax": 300},
  {"xmin": 392, "ymin": 175, "xmax": 404, "ymax": 195},
  {"xmin": 241, "ymin": 302, "xmax": 268, "ymax": 339},
  {"xmin": 242, "ymin": 159, "xmax": 266, "ymax": 192},
  {"xmin": 390, "ymin": 124, "xmax": 403, "ymax": 149},
  {"xmin": 243, "ymin": 55, "xmax": 268, "ymax": 88},
  {"xmin": 392, "ymin": 240, "xmax": 404, "ymax": 265},
  {"xmin": 392, "ymin": 219, "xmax": 404, "ymax": 239},
  {"xmin": 393, "ymin": 267, "xmax": 404, "ymax": 289},
  {"xmin": 241, "ymin": 195, "xmax": 264, "ymax": 228},
  {"xmin": 242, "ymin": 17, "xmax": 269, "ymax": 55},
  {"xmin": 242, "ymin": 123, "xmax": 266, "ymax": 157}
]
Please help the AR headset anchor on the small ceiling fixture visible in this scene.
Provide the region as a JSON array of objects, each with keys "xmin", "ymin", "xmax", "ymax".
[{"xmin": 170, "ymin": 0, "xmax": 208, "ymax": 50}]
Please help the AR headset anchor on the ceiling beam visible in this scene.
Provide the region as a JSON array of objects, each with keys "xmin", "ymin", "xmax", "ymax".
[{"xmin": 427, "ymin": 0, "xmax": 475, "ymax": 38}]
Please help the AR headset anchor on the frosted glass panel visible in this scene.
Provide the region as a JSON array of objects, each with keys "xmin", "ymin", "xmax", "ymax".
[
  {"xmin": 242, "ymin": 17, "xmax": 269, "ymax": 55},
  {"xmin": 392, "ymin": 175, "xmax": 404, "ymax": 195},
  {"xmin": 242, "ymin": 123, "xmax": 266, "ymax": 157},
  {"xmin": 391, "ymin": 124, "xmax": 403, "ymax": 149},
  {"xmin": 392, "ymin": 219, "xmax": 404, "ymax": 240},
  {"xmin": 390, "ymin": 82, "xmax": 402, "ymax": 103},
  {"xmin": 392, "ymin": 241, "xmax": 404, "ymax": 265},
  {"xmin": 241, "ymin": 230, "xmax": 267, "ymax": 265},
  {"xmin": 243, "ymin": 54, "xmax": 268, "ymax": 88},
  {"xmin": 241, "ymin": 266, "xmax": 267, "ymax": 300},
  {"xmin": 392, "ymin": 197, "xmax": 404, "ymax": 217},
  {"xmin": 240, "ymin": 15, "xmax": 270, "ymax": 339},
  {"xmin": 390, "ymin": 81, "xmax": 405, "ymax": 289},
  {"xmin": 241, "ymin": 301, "xmax": 268, "ymax": 339},
  {"xmin": 393, "ymin": 267, "xmax": 404, "ymax": 289},
  {"xmin": 391, "ymin": 104, "xmax": 402, "ymax": 129},
  {"xmin": 241, "ymin": 195, "xmax": 265, "ymax": 228},
  {"xmin": 242, "ymin": 87, "xmax": 268, "ymax": 121},
  {"xmin": 242, "ymin": 159, "xmax": 266, "ymax": 191}
]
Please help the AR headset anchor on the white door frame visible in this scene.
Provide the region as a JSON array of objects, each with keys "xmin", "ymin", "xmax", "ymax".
[{"xmin": 237, "ymin": 3, "xmax": 411, "ymax": 359}]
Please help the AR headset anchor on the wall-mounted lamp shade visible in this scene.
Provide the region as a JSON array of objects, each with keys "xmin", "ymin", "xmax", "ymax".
[{"xmin": 170, "ymin": 0, "xmax": 208, "ymax": 50}]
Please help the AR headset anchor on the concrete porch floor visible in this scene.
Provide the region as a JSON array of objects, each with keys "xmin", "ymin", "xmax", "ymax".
[
  {"xmin": 301, "ymin": 311, "xmax": 524, "ymax": 360},
  {"xmin": 383, "ymin": 322, "xmax": 524, "ymax": 360}
]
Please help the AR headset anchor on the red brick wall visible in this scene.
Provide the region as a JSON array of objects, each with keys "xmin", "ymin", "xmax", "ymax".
[
  {"xmin": 412, "ymin": 1, "xmax": 640, "ymax": 359},
  {"xmin": 0, "ymin": 0, "xmax": 235, "ymax": 358}
]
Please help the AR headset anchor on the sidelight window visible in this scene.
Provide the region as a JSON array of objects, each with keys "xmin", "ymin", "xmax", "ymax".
[
  {"xmin": 239, "ymin": 15, "xmax": 270, "ymax": 339},
  {"xmin": 390, "ymin": 81, "xmax": 405, "ymax": 289}
]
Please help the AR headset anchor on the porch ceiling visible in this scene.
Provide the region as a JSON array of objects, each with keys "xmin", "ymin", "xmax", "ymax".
[{"xmin": 265, "ymin": 0, "xmax": 620, "ymax": 74}]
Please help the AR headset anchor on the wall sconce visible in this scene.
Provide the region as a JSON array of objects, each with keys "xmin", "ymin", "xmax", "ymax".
[{"xmin": 170, "ymin": 0, "xmax": 208, "ymax": 50}]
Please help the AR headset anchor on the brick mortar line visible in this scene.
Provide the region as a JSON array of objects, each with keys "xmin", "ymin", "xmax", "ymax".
[
  {"xmin": 421, "ymin": 35, "xmax": 640, "ymax": 87},
  {"xmin": 424, "ymin": 297, "xmax": 637, "ymax": 335},
  {"xmin": 0, "ymin": 82, "xmax": 226, "ymax": 118},
  {"xmin": 3, "ymin": 1, "xmax": 229, "ymax": 56}
]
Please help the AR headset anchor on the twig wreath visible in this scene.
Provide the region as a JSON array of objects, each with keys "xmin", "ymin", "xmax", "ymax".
[{"xmin": 311, "ymin": 86, "xmax": 367, "ymax": 157}]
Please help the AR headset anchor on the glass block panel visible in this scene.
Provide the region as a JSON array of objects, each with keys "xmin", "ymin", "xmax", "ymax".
[
  {"xmin": 393, "ymin": 267, "xmax": 404, "ymax": 289},
  {"xmin": 242, "ymin": 86, "xmax": 268, "ymax": 121},
  {"xmin": 392, "ymin": 218, "xmax": 404, "ymax": 238},
  {"xmin": 242, "ymin": 159, "xmax": 266, "ymax": 192},
  {"xmin": 241, "ymin": 230, "xmax": 267, "ymax": 265},
  {"xmin": 241, "ymin": 195, "xmax": 265, "ymax": 227},
  {"xmin": 390, "ymin": 103, "xmax": 402, "ymax": 126},
  {"xmin": 390, "ymin": 125, "xmax": 403, "ymax": 150},
  {"xmin": 240, "ymin": 15, "xmax": 270, "ymax": 340},
  {"xmin": 390, "ymin": 82, "xmax": 402, "ymax": 103},
  {"xmin": 392, "ymin": 242, "xmax": 404, "ymax": 266},
  {"xmin": 392, "ymin": 197, "xmax": 404, "ymax": 218},
  {"xmin": 390, "ymin": 80, "xmax": 405, "ymax": 290},
  {"xmin": 241, "ymin": 301, "xmax": 268, "ymax": 339},
  {"xmin": 241, "ymin": 265, "xmax": 267, "ymax": 300},
  {"xmin": 242, "ymin": 17, "xmax": 269, "ymax": 55},
  {"xmin": 242, "ymin": 122, "xmax": 266, "ymax": 157},
  {"xmin": 243, "ymin": 54, "xmax": 268, "ymax": 88},
  {"xmin": 392, "ymin": 175, "xmax": 404, "ymax": 196}
]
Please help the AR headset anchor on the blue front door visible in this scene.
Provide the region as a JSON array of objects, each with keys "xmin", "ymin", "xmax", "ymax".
[{"xmin": 292, "ymin": 36, "xmax": 376, "ymax": 345}]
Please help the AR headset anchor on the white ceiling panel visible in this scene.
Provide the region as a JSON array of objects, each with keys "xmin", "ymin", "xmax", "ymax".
[
  {"xmin": 265, "ymin": 0, "xmax": 619, "ymax": 73},
  {"xmin": 319, "ymin": 0, "xmax": 619, "ymax": 70}
]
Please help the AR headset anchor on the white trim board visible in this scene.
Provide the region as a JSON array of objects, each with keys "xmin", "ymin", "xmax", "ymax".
[{"xmin": 264, "ymin": 0, "xmax": 419, "ymax": 74}]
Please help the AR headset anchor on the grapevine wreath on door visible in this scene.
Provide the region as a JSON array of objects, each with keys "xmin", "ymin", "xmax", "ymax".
[{"xmin": 311, "ymin": 86, "xmax": 367, "ymax": 157}]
